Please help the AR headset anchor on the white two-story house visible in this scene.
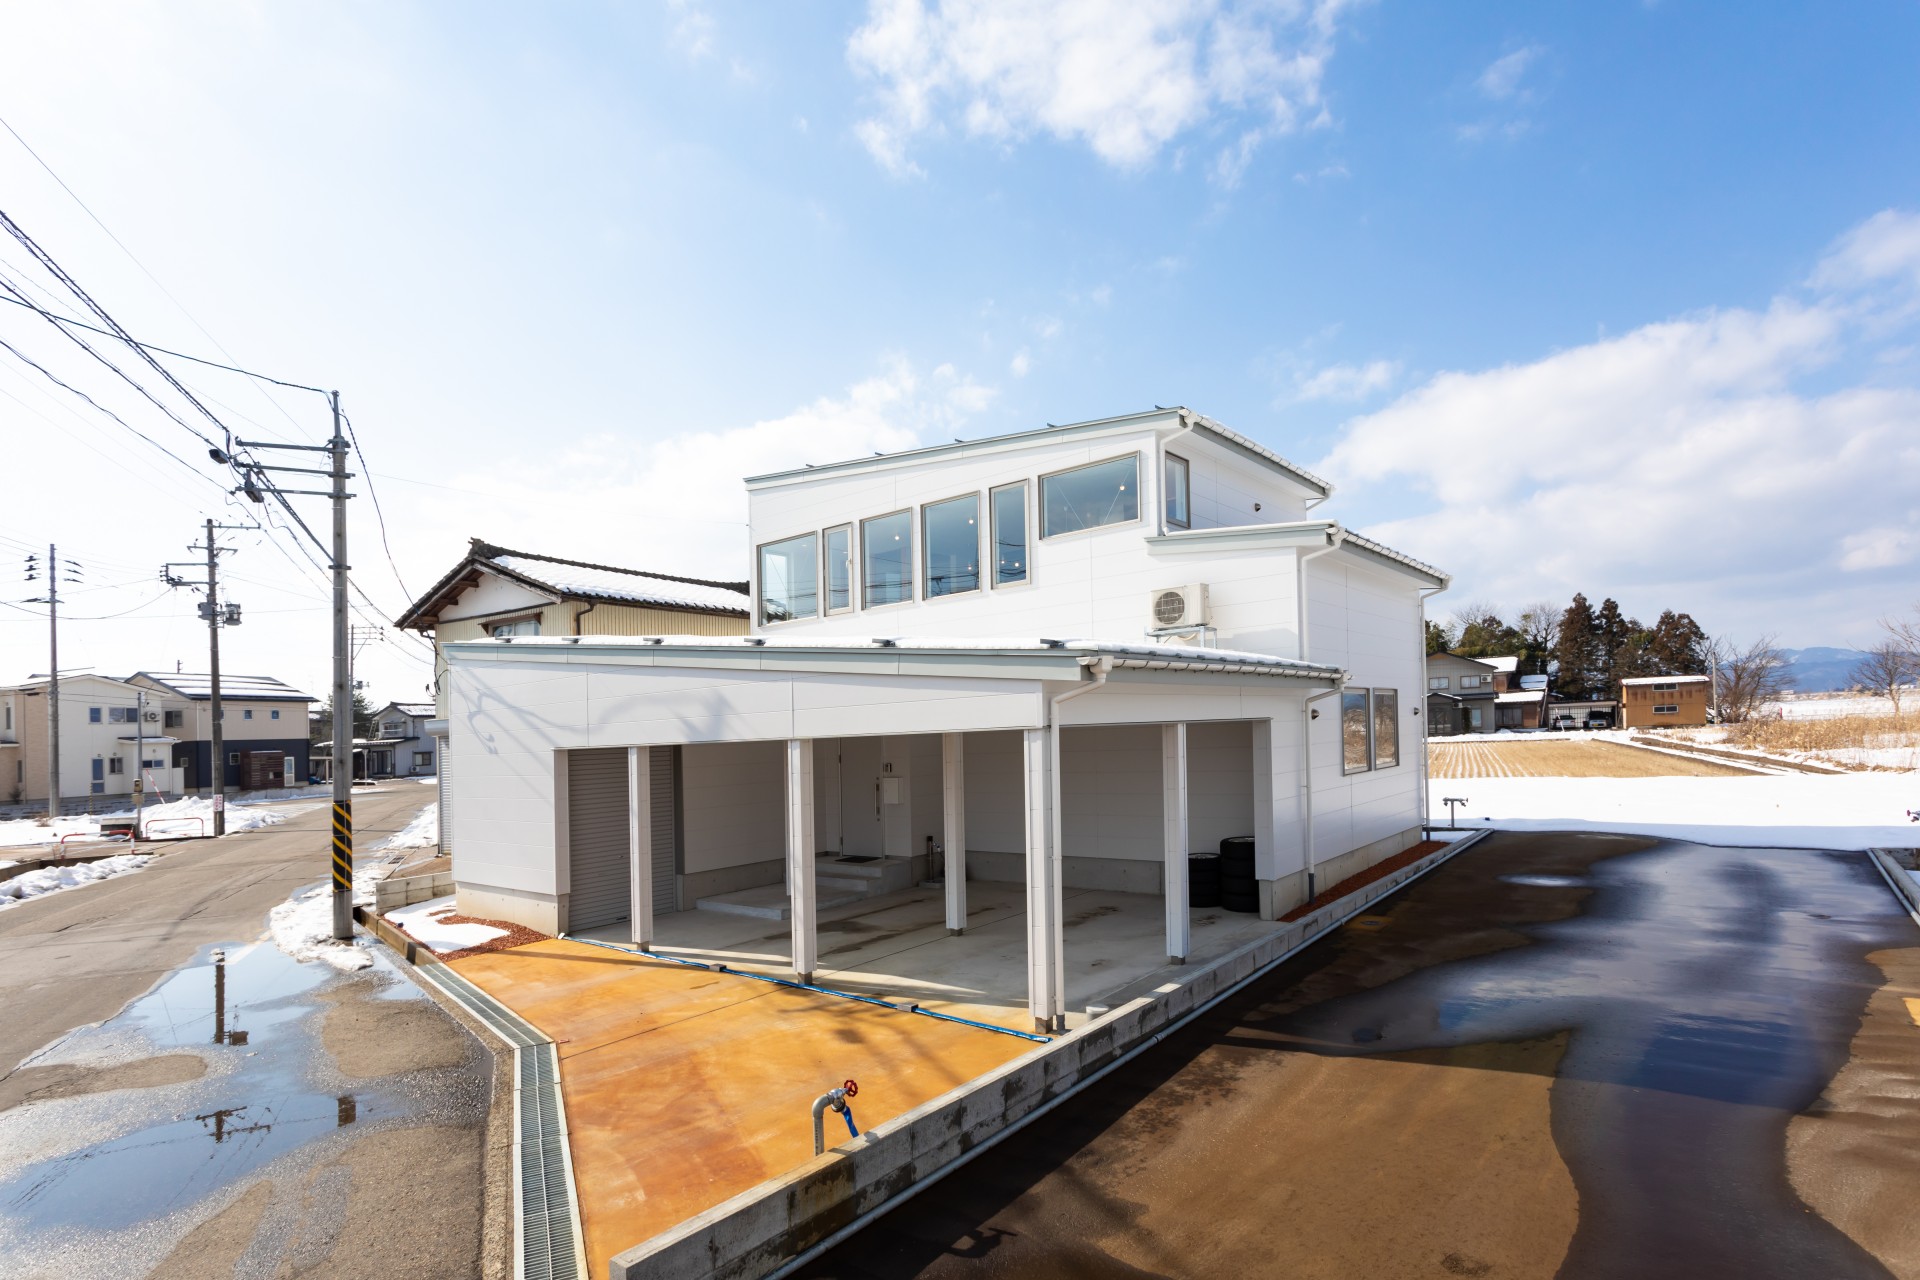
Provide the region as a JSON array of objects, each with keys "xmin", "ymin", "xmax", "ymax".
[{"xmin": 441, "ymin": 408, "xmax": 1447, "ymax": 1031}]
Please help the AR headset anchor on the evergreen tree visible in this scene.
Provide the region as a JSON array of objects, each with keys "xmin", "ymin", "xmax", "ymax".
[
  {"xmin": 1454, "ymin": 607, "xmax": 1522, "ymax": 659},
  {"xmin": 352, "ymin": 690, "xmax": 376, "ymax": 739},
  {"xmin": 1647, "ymin": 610, "xmax": 1709, "ymax": 674},
  {"xmin": 1424, "ymin": 619, "xmax": 1453, "ymax": 655},
  {"xmin": 1593, "ymin": 598, "xmax": 1639, "ymax": 695},
  {"xmin": 1553, "ymin": 594, "xmax": 1605, "ymax": 699}
]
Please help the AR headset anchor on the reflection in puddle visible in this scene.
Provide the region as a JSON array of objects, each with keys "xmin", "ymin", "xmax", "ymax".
[{"xmin": 1499, "ymin": 873, "xmax": 1587, "ymax": 888}]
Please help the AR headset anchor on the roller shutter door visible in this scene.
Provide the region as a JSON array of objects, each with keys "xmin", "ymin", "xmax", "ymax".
[
  {"xmin": 436, "ymin": 737, "xmax": 451, "ymax": 855},
  {"xmin": 650, "ymin": 747, "xmax": 679, "ymax": 914},
  {"xmin": 567, "ymin": 748, "xmax": 630, "ymax": 931}
]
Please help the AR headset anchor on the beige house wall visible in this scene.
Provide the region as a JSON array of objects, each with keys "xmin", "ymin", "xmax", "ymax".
[{"xmin": 1620, "ymin": 681, "xmax": 1710, "ymax": 729}]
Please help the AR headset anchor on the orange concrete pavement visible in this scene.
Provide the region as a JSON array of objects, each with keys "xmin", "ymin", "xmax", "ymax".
[{"xmin": 450, "ymin": 939, "xmax": 1038, "ymax": 1276}]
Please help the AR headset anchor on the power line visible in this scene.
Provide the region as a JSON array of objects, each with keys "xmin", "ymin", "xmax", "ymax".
[
  {"xmin": 340, "ymin": 409, "xmax": 412, "ymax": 602},
  {"xmin": 0, "ymin": 292, "xmax": 329, "ymax": 395}
]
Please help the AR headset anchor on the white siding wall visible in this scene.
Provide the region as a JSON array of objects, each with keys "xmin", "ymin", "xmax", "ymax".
[
  {"xmin": 961, "ymin": 730, "xmax": 1024, "ymax": 854},
  {"xmin": 1060, "ymin": 725, "xmax": 1161, "ymax": 862},
  {"xmin": 1187, "ymin": 720, "xmax": 1255, "ymax": 855},
  {"xmin": 681, "ymin": 740, "xmax": 785, "ymax": 873}
]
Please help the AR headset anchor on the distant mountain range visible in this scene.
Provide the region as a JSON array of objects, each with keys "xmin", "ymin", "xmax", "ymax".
[{"xmin": 1780, "ymin": 647, "xmax": 1867, "ymax": 693}]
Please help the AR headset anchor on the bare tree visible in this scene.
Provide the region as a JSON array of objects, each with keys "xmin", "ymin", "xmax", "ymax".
[
  {"xmin": 1708, "ymin": 635, "xmax": 1792, "ymax": 723},
  {"xmin": 1850, "ymin": 639, "xmax": 1916, "ymax": 712},
  {"xmin": 1517, "ymin": 601, "xmax": 1561, "ymax": 653}
]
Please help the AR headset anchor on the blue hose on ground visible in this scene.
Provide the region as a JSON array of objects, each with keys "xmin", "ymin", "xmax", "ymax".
[{"xmin": 559, "ymin": 934, "xmax": 1051, "ymax": 1044}]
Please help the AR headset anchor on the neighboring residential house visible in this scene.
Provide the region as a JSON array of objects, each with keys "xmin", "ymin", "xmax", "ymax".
[
  {"xmin": 397, "ymin": 539, "xmax": 753, "ymax": 854},
  {"xmin": 1547, "ymin": 700, "xmax": 1619, "ymax": 730},
  {"xmin": 1620, "ymin": 675, "xmax": 1710, "ymax": 728},
  {"xmin": 1425, "ymin": 652, "xmax": 1499, "ymax": 734},
  {"xmin": 441, "ymin": 407, "xmax": 1448, "ymax": 1031},
  {"xmin": 127, "ymin": 673, "xmax": 316, "ymax": 791},
  {"xmin": 376, "ymin": 702, "xmax": 439, "ymax": 777},
  {"xmin": 0, "ymin": 675, "xmax": 187, "ymax": 808}
]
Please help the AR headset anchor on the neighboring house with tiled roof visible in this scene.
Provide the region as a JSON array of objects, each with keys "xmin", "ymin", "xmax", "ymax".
[
  {"xmin": 396, "ymin": 538, "xmax": 752, "ymax": 851},
  {"xmin": 126, "ymin": 672, "xmax": 317, "ymax": 791}
]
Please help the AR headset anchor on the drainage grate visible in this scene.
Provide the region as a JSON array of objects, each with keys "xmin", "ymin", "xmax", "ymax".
[{"xmin": 413, "ymin": 960, "xmax": 586, "ymax": 1280}]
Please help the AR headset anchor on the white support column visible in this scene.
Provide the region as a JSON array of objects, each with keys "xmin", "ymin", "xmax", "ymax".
[
  {"xmin": 786, "ymin": 738, "xmax": 817, "ymax": 983},
  {"xmin": 1161, "ymin": 723, "xmax": 1189, "ymax": 963},
  {"xmin": 1022, "ymin": 727, "xmax": 1059, "ymax": 1033},
  {"xmin": 628, "ymin": 746, "xmax": 655, "ymax": 949},
  {"xmin": 1251, "ymin": 719, "xmax": 1278, "ymax": 919},
  {"xmin": 942, "ymin": 733, "xmax": 967, "ymax": 935}
]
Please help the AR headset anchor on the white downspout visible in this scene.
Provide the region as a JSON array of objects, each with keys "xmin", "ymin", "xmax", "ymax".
[
  {"xmin": 1416, "ymin": 584, "xmax": 1449, "ymax": 834},
  {"xmin": 1295, "ymin": 526, "xmax": 1345, "ymax": 662},
  {"xmin": 1043, "ymin": 655, "xmax": 1111, "ymax": 1032}
]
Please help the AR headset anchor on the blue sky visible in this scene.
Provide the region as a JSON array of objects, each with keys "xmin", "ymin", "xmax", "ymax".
[{"xmin": 2, "ymin": 1, "xmax": 1918, "ymax": 702}]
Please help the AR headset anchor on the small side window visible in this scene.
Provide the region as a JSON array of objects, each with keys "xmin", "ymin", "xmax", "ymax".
[
  {"xmin": 1372, "ymin": 689, "xmax": 1399, "ymax": 768},
  {"xmin": 1164, "ymin": 453, "xmax": 1190, "ymax": 529},
  {"xmin": 1341, "ymin": 690, "xmax": 1372, "ymax": 774},
  {"xmin": 990, "ymin": 482, "xmax": 1029, "ymax": 586},
  {"xmin": 757, "ymin": 533, "xmax": 819, "ymax": 624}
]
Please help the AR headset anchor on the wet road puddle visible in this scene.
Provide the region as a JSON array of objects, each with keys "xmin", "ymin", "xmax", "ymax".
[{"xmin": 0, "ymin": 940, "xmax": 424, "ymax": 1270}]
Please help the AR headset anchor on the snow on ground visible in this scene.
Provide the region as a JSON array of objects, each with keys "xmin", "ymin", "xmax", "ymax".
[
  {"xmin": 0, "ymin": 814, "xmax": 105, "ymax": 849},
  {"xmin": 0, "ymin": 854, "xmax": 154, "ymax": 909},
  {"xmin": 268, "ymin": 875, "xmax": 376, "ymax": 972},
  {"xmin": 1431, "ymin": 772, "xmax": 1920, "ymax": 850},
  {"xmin": 387, "ymin": 894, "xmax": 506, "ymax": 953},
  {"xmin": 378, "ymin": 803, "xmax": 438, "ymax": 852},
  {"xmin": 0, "ymin": 795, "xmax": 291, "ymax": 849},
  {"xmin": 418, "ymin": 775, "xmax": 438, "ymax": 784},
  {"xmin": 1770, "ymin": 694, "xmax": 1902, "ymax": 720}
]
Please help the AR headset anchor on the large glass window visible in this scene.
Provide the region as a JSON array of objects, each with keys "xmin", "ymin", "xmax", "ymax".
[
  {"xmin": 991, "ymin": 482, "xmax": 1029, "ymax": 586},
  {"xmin": 1341, "ymin": 689, "xmax": 1372, "ymax": 774},
  {"xmin": 1372, "ymin": 689, "xmax": 1399, "ymax": 768},
  {"xmin": 922, "ymin": 494, "xmax": 981, "ymax": 597},
  {"xmin": 861, "ymin": 510, "xmax": 913, "ymax": 606},
  {"xmin": 757, "ymin": 533, "xmax": 818, "ymax": 623},
  {"xmin": 824, "ymin": 526, "xmax": 853, "ymax": 613},
  {"xmin": 1041, "ymin": 454, "xmax": 1139, "ymax": 538},
  {"xmin": 1164, "ymin": 452, "xmax": 1190, "ymax": 529}
]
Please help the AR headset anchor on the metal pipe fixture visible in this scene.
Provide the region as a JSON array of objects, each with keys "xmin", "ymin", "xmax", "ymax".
[{"xmin": 811, "ymin": 1079, "xmax": 860, "ymax": 1156}]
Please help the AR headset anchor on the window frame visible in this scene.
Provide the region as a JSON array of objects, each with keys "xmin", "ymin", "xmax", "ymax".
[
  {"xmin": 822, "ymin": 524, "xmax": 855, "ymax": 615},
  {"xmin": 89, "ymin": 707, "xmax": 102, "ymax": 724},
  {"xmin": 489, "ymin": 615, "xmax": 542, "ymax": 638},
  {"xmin": 243, "ymin": 709, "xmax": 254, "ymax": 720},
  {"xmin": 860, "ymin": 508, "xmax": 916, "ymax": 609},
  {"xmin": 1653, "ymin": 704, "xmax": 1679, "ymax": 715},
  {"xmin": 1038, "ymin": 451, "xmax": 1143, "ymax": 541},
  {"xmin": 1371, "ymin": 688, "xmax": 1400, "ymax": 769},
  {"xmin": 920, "ymin": 491, "xmax": 983, "ymax": 600},
  {"xmin": 1651, "ymin": 681, "xmax": 1679, "ymax": 693},
  {"xmin": 988, "ymin": 480, "xmax": 1033, "ymax": 589},
  {"xmin": 1428, "ymin": 676, "xmax": 1450, "ymax": 690},
  {"xmin": 755, "ymin": 531, "xmax": 821, "ymax": 626},
  {"xmin": 1164, "ymin": 451, "xmax": 1191, "ymax": 530},
  {"xmin": 1340, "ymin": 688, "xmax": 1373, "ymax": 776}
]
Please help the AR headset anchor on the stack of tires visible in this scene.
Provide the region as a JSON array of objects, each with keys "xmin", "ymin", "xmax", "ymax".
[
  {"xmin": 1218, "ymin": 836, "xmax": 1258, "ymax": 913},
  {"xmin": 1188, "ymin": 850, "xmax": 1221, "ymax": 909}
]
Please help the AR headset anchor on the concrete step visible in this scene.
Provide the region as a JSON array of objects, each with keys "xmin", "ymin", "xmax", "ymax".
[
  {"xmin": 815, "ymin": 874, "xmax": 874, "ymax": 894},
  {"xmin": 695, "ymin": 883, "xmax": 866, "ymax": 920}
]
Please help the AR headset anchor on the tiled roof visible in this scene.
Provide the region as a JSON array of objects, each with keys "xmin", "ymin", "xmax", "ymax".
[{"xmin": 132, "ymin": 673, "xmax": 316, "ymax": 701}]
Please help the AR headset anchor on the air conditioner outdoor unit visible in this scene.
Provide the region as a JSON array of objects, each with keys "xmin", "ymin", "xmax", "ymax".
[
  {"xmin": 1148, "ymin": 584, "xmax": 1210, "ymax": 631},
  {"xmin": 142, "ymin": 710, "xmax": 160, "ymax": 722}
]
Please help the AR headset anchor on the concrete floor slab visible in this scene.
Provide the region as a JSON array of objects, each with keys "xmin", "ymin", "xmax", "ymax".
[
  {"xmin": 448, "ymin": 939, "xmax": 1033, "ymax": 1278},
  {"xmin": 583, "ymin": 880, "xmax": 1286, "ymax": 1032}
]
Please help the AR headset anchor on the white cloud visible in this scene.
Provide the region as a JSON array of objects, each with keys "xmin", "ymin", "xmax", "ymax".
[
  {"xmin": 418, "ymin": 359, "xmax": 996, "ymax": 582},
  {"xmin": 1811, "ymin": 208, "xmax": 1920, "ymax": 295},
  {"xmin": 846, "ymin": 0, "xmax": 1352, "ymax": 180},
  {"xmin": 1475, "ymin": 46, "xmax": 1539, "ymax": 101},
  {"xmin": 667, "ymin": 0, "xmax": 715, "ymax": 60},
  {"xmin": 1010, "ymin": 349, "xmax": 1031, "ymax": 377},
  {"xmin": 1293, "ymin": 357, "xmax": 1399, "ymax": 402},
  {"xmin": 1314, "ymin": 210, "xmax": 1920, "ymax": 639}
]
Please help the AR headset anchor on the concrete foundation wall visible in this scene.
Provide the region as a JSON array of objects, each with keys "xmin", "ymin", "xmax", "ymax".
[
  {"xmin": 374, "ymin": 870, "xmax": 457, "ymax": 912},
  {"xmin": 456, "ymin": 882, "xmax": 562, "ymax": 936}
]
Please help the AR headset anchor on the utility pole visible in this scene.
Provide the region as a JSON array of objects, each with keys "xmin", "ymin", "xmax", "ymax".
[
  {"xmin": 133, "ymin": 687, "xmax": 146, "ymax": 839},
  {"xmin": 205, "ymin": 518, "xmax": 226, "ymax": 836},
  {"xmin": 329, "ymin": 393, "xmax": 352, "ymax": 941},
  {"xmin": 47, "ymin": 543, "xmax": 59, "ymax": 820}
]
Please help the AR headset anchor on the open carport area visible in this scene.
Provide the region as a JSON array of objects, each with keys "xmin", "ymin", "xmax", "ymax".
[{"xmin": 798, "ymin": 831, "xmax": 1920, "ymax": 1280}]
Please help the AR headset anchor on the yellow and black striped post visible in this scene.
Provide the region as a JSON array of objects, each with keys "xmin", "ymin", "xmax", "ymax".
[{"xmin": 331, "ymin": 798, "xmax": 353, "ymax": 938}]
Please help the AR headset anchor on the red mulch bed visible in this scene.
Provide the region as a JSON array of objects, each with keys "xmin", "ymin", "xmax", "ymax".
[
  {"xmin": 1278, "ymin": 839, "xmax": 1447, "ymax": 922},
  {"xmin": 397, "ymin": 913, "xmax": 552, "ymax": 963}
]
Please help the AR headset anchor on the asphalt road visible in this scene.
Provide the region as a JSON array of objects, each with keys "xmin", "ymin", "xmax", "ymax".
[
  {"xmin": 802, "ymin": 831, "xmax": 1920, "ymax": 1280},
  {"xmin": 0, "ymin": 782, "xmax": 506, "ymax": 1278}
]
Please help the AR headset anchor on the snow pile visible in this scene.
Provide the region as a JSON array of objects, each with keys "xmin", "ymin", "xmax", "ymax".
[
  {"xmin": 418, "ymin": 775, "xmax": 438, "ymax": 785},
  {"xmin": 0, "ymin": 854, "xmax": 153, "ymax": 908},
  {"xmin": 1430, "ymin": 772, "xmax": 1920, "ymax": 850},
  {"xmin": 138, "ymin": 796, "xmax": 288, "ymax": 837},
  {"xmin": 379, "ymin": 803, "xmax": 438, "ymax": 852},
  {"xmin": 387, "ymin": 895, "xmax": 506, "ymax": 953},
  {"xmin": 0, "ymin": 814, "xmax": 104, "ymax": 849},
  {"xmin": 268, "ymin": 878, "xmax": 376, "ymax": 972}
]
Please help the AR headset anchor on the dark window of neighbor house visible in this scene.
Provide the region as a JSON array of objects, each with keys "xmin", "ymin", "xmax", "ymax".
[
  {"xmin": 108, "ymin": 757, "xmax": 124, "ymax": 775},
  {"xmin": 1164, "ymin": 453, "xmax": 1190, "ymax": 529},
  {"xmin": 414, "ymin": 751, "xmax": 434, "ymax": 767},
  {"xmin": 243, "ymin": 709, "xmax": 253, "ymax": 720},
  {"xmin": 1460, "ymin": 675, "xmax": 1482, "ymax": 689},
  {"xmin": 1372, "ymin": 689, "xmax": 1400, "ymax": 768},
  {"xmin": 1041, "ymin": 454, "xmax": 1139, "ymax": 538},
  {"xmin": 861, "ymin": 510, "xmax": 914, "ymax": 606},
  {"xmin": 1341, "ymin": 689, "xmax": 1372, "ymax": 774},
  {"xmin": 990, "ymin": 482, "xmax": 1029, "ymax": 586},
  {"xmin": 923, "ymin": 494, "xmax": 981, "ymax": 598},
  {"xmin": 89, "ymin": 707, "xmax": 102, "ymax": 723},
  {"xmin": 1654, "ymin": 704, "xmax": 1679, "ymax": 715},
  {"xmin": 108, "ymin": 706, "xmax": 135, "ymax": 724},
  {"xmin": 1428, "ymin": 676, "xmax": 1449, "ymax": 690},
  {"xmin": 491, "ymin": 617, "xmax": 540, "ymax": 637},
  {"xmin": 164, "ymin": 709, "xmax": 183, "ymax": 728},
  {"xmin": 757, "ymin": 532, "xmax": 819, "ymax": 623},
  {"xmin": 271, "ymin": 709, "xmax": 280, "ymax": 720},
  {"xmin": 824, "ymin": 525, "xmax": 853, "ymax": 613}
]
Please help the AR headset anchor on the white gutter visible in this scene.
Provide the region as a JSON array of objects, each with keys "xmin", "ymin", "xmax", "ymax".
[
  {"xmin": 1295, "ymin": 528, "xmax": 1346, "ymax": 663},
  {"xmin": 1042, "ymin": 655, "xmax": 1112, "ymax": 1033},
  {"xmin": 1415, "ymin": 584, "xmax": 1449, "ymax": 832}
]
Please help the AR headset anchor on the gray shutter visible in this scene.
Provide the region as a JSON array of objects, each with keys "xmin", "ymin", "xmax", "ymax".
[
  {"xmin": 650, "ymin": 747, "xmax": 678, "ymax": 914},
  {"xmin": 567, "ymin": 748, "xmax": 630, "ymax": 931},
  {"xmin": 437, "ymin": 737, "xmax": 451, "ymax": 855}
]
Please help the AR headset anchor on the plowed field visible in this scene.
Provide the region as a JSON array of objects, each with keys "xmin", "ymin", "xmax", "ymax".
[{"xmin": 1428, "ymin": 738, "xmax": 1757, "ymax": 779}]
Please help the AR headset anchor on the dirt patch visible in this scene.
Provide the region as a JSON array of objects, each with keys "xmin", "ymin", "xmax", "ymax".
[
  {"xmin": 389, "ymin": 852, "xmax": 450, "ymax": 877},
  {"xmin": 318, "ymin": 985, "xmax": 472, "ymax": 1079},
  {"xmin": 152, "ymin": 1180, "xmax": 274, "ymax": 1276},
  {"xmin": 0, "ymin": 1052, "xmax": 206, "ymax": 1112},
  {"xmin": 1786, "ymin": 943, "xmax": 1920, "ymax": 1277},
  {"xmin": 1281, "ymin": 840, "xmax": 1446, "ymax": 922},
  {"xmin": 1430, "ymin": 737, "xmax": 1756, "ymax": 779}
]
